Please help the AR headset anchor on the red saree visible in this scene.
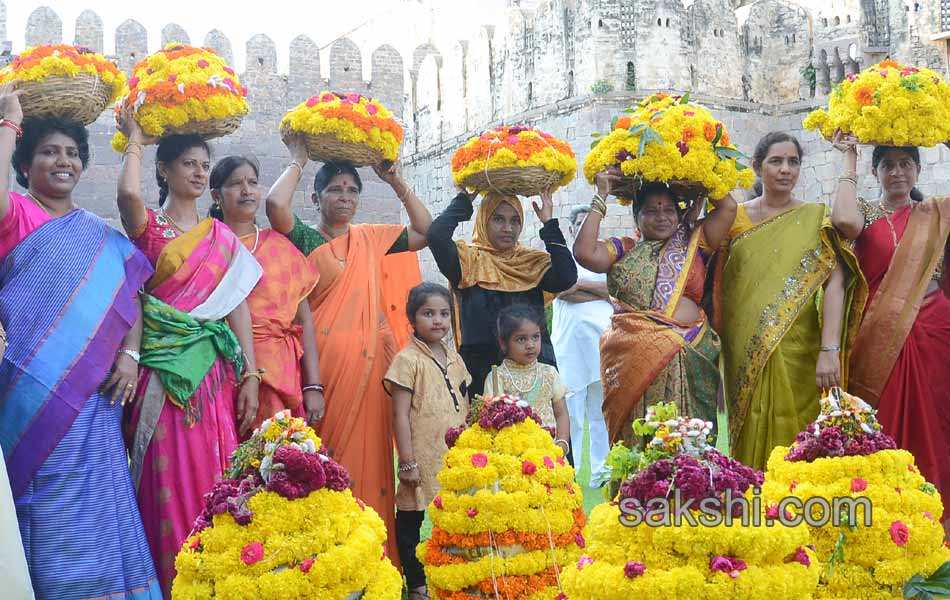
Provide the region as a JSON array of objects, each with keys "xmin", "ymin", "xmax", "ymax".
[{"xmin": 850, "ymin": 197, "xmax": 950, "ymax": 523}]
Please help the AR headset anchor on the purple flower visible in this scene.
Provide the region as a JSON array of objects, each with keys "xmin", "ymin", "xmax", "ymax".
[
  {"xmin": 623, "ymin": 561, "xmax": 646, "ymax": 578},
  {"xmin": 445, "ymin": 425, "xmax": 466, "ymax": 449}
]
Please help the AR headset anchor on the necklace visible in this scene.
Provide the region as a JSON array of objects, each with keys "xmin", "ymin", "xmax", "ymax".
[
  {"xmin": 26, "ymin": 191, "xmax": 60, "ymax": 217},
  {"xmin": 879, "ymin": 199, "xmax": 908, "ymax": 248},
  {"xmin": 161, "ymin": 208, "xmax": 199, "ymax": 233},
  {"xmin": 239, "ymin": 225, "xmax": 261, "ymax": 254},
  {"xmin": 317, "ymin": 224, "xmax": 348, "ymax": 267},
  {"xmin": 501, "ymin": 359, "xmax": 540, "ymax": 395}
]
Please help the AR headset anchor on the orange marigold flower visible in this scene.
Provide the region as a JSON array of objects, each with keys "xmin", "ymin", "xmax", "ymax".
[
  {"xmin": 682, "ymin": 126, "xmax": 697, "ymax": 142},
  {"xmin": 854, "ymin": 87, "xmax": 875, "ymax": 106},
  {"xmin": 703, "ymin": 122, "xmax": 717, "ymax": 141},
  {"xmin": 879, "ymin": 59, "xmax": 900, "ymax": 69},
  {"xmin": 615, "ymin": 116, "xmax": 632, "ymax": 130},
  {"xmin": 720, "ymin": 132, "xmax": 731, "ymax": 147}
]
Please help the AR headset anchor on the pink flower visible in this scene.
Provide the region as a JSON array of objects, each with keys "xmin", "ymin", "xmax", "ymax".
[
  {"xmin": 299, "ymin": 558, "xmax": 314, "ymax": 572},
  {"xmin": 241, "ymin": 86, "xmax": 248, "ymax": 97},
  {"xmin": 851, "ymin": 478, "xmax": 868, "ymax": 493},
  {"xmin": 544, "ymin": 484, "xmax": 552, "ymax": 495},
  {"xmin": 908, "ymin": 464, "xmax": 917, "ymax": 473},
  {"xmin": 683, "ymin": 110, "xmax": 695, "ymax": 116},
  {"xmin": 321, "ymin": 93, "xmax": 336, "ymax": 103},
  {"xmin": 924, "ymin": 511, "xmax": 935, "ymax": 522},
  {"xmin": 710, "ymin": 555, "xmax": 747, "ymax": 579},
  {"xmin": 890, "ymin": 520, "xmax": 909, "ymax": 546},
  {"xmin": 543, "ymin": 456, "xmax": 555, "ymax": 469},
  {"xmin": 847, "ymin": 73, "xmax": 857, "ymax": 82},
  {"xmin": 522, "ymin": 461, "xmax": 537, "ymax": 475},
  {"xmin": 346, "ymin": 93, "xmax": 362, "ymax": 104},
  {"xmin": 575, "ymin": 533, "xmax": 585, "ymax": 548},
  {"xmin": 766, "ymin": 504, "xmax": 780, "ymax": 521},
  {"xmin": 433, "ymin": 496, "xmax": 443, "ymax": 510},
  {"xmin": 576, "ymin": 556, "xmax": 594, "ymax": 571},
  {"xmin": 241, "ymin": 541, "xmax": 264, "ymax": 565},
  {"xmin": 306, "ymin": 96, "xmax": 320, "ymax": 107},
  {"xmin": 146, "ymin": 68, "xmax": 153, "ymax": 74},
  {"xmin": 189, "ymin": 537, "xmax": 201, "ymax": 551},
  {"xmin": 792, "ymin": 547, "xmax": 811, "ymax": 567},
  {"xmin": 366, "ymin": 103, "xmax": 379, "ymax": 115},
  {"xmin": 879, "ymin": 70, "xmax": 888, "ymax": 77},
  {"xmin": 557, "ymin": 457, "xmax": 566, "ymax": 466},
  {"xmin": 224, "ymin": 66, "xmax": 235, "ymax": 75},
  {"xmin": 506, "ymin": 136, "xmax": 520, "ymax": 144},
  {"xmin": 555, "ymin": 594, "xmax": 567, "ymax": 600},
  {"xmin": 128, "ymin": 77, "xmax": 139, "ymax": 88},
  {"xmin": 623, "ymin": 561, "xmax": 646, "ymax": 578},
  {"xmin": 479, "ymin": 134, "xmax": 492, "ymax": 141},
  {"xmin": 197, "ymin": 59, "xmax": 210, "ymax": 68},
  {"xmin": 566, "ymin": 483, "xmax": 576, "ymax": 495},
  {"xmin": 168, "ymin": 74, "xmax": 177, "ymax": 82},
  {"xmin": 466, "ymin": 508, "xmax": 479, "ymax": 518},
  {"xmin": 356, "ymin": 499, "xmax": 366, "ymax": 511},
  {"xmin": 471, "ymin": 453, "xmax": 488, "ymax": 468},
  {"xmin": 789, "ymin": 481, "xmax": 798, "ymax": 492}
]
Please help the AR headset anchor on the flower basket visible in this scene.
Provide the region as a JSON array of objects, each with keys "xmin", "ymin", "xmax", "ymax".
[
  {"xmin": 419, "ymin": 395, "xmax": 585, "ymax": 600},
  {"xmin": 280, "ymin": 91, "xmax": 403, "ymax": 166},
  {"xmin": 452, "ymin": 125, "xmax": 576, "ymax": 196},
  {"xmin": 563, "ymin": 402, "xmax": 819, "ymax": 600},
  {"xmin": 0, "ymin": 44, "xmax": 126, "ymax": 125},
  {"xmin": 585, "ymin": 93, "xmax": 754, "ymax": 203},
  {"xmin": 803, "ymin": 60, "xmax": 950, "ymax": 147},
  {"xmin": 171, "ymin": 410, "xmax": 401, "ymax": 600},
  {"xmin": 110, "ymin": 43, "xmax": 250, "ymax": 152},
  {"xmin": 762, "ymin": 388, "xmax": 950, "ymax": 599}
]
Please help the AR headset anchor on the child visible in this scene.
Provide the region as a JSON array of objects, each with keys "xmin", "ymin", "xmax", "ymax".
[
  {"xmin": 484, "ymin": 303, "xmax": 571, "ymax": 456},
  {"xmin": 383, "ymin": 283, "xmax": 471, "ymax": 600}
]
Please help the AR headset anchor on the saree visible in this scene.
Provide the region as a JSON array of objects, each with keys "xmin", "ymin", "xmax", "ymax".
[
  {"xmin": 849, "ymin": 197, "xmax": 950, "ymax": 521},
  {"xmin": 128, "ymin": 217, "xmax": 261, "ymax": 595},
  {"xmin": 600, "ymin": 225, "xmax": 720, "ymax": 446},
  {"xmin": 718, "ymin": 203, "xmax": 865, "ymax": 470},
  {"xmin": 300, "ymin": 223, "xmax": 409, "ymax": 568},
  {"xmin": 0, "ymin": 208, "xmax": 160, "ymax": 599},
  {"xmin": 242, "ymin": 229, "xmax": 319, "ymax": 429}
]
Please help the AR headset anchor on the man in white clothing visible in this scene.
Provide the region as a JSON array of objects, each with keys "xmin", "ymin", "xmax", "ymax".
[{"xmin": 552, "ymin": 206, "xmax": 615, "ymax": 487}]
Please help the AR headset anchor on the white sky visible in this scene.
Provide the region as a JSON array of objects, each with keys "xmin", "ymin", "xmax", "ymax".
[{"xmin": 7, "ymin": 0, "xmax": 510, "ymax": 73}]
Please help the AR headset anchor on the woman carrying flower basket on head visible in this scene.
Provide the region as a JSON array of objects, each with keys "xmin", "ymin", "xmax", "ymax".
[
  {"xmin": 116, "ymin": 111, "xmax": 263, "ymax": 595},
  {"xmin": 0, "ymin": 84, "xmax": 160, "ymax": 599},
  {"xmin": 830, "ymin": 133, "xmax": 950, "ymax": 531},
  {"xmin": 208, "ymin": 156, "xmax": 324, "ymax": 432},
  {"xmin": 716, "ymin": 131, "xmax": 866, "ymax": 471},
  {"xmin": 265, "ymin": 132, "xmax": 432, "ymax": 566},
  {"xmin": 427, "ymin": 187, "xmax": 577, "ymax": 398},
  {"xmin": 573, "ymin": 172, "xmax": 737, "ymax": 447}
]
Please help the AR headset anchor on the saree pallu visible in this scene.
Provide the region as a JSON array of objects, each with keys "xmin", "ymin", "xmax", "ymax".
[
  {"xmin": 850, "ymin": 198, "xmax": 950, "ymax": 521},
  {"xmin": 127, "ymin": 219, "xmax": 261, "ymax": 596},
  {"xmin": 718, "ymin": 204, "xmax": 866, "ymax": 471},
  {"xmin": 601, "ymin": 226, "xmax": 720, "ymax": 446},
  {"xmin": 0, "ymin": 210, "xmax": 160, "ymax": 599},
  {"xmin": 303, "ymin": 223, "xmax": 407, "ymax": 568}
]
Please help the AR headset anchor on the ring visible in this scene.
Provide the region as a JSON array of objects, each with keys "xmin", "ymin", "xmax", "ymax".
[{"xmin": 126, "ymin": 383, "xmax": 134, "ymax": 388}]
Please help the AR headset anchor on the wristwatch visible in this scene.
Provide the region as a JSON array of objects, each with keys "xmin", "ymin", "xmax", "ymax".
[{"xmin": 118, "ymin": 348, "xmax": 141, "ymax": 363}]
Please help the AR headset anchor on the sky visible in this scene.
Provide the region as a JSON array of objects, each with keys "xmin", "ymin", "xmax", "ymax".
[{"xmin": 6, "ymin": 0, "xmax": 510, "ymax": 73}]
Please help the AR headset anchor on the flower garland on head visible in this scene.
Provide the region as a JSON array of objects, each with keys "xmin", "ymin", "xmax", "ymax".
[
  {"xmin": 110, "ymin": 42, "xmax": 250, "ymax": 152},
  {"xmin": 584, "ymin": 93, "xmax": 755, "ymax": 203},
  {"xmin": 0, "ymin": 44, "xmax": 126, "ymax": 103},
  {"xmin": 420, "ymin": 395, "xmax": 585, "ymax": 600},
  {"xmin": 803, "ymin": 60, "xmax": 950, "ymax": 147},
  {"xmin": 762, "ymin": 388, "xmax": 950, "ymax": 599},
  {"xmin": 451, "ymin": 125, "xmax": 577, "ymax": 192},
  {"xmin": 171, "ymin": 410, "xmax": 401, "ymax": 600},
  {"xmin": 280, "ymin": 91, "xmax": 403, "ymax": 162},
  {"xmin": 563, "ymin": 401, "xmax": 819, "ymax": 600}
]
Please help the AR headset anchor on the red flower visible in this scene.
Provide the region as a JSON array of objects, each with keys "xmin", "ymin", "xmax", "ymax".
[
  {"xmin": 851, "ymin": 478, "xmax": 868, "ymax": 493},
  {"xmin": 575, "ymin": 532, "xmax": 586, "ymax": 548},
  {"xmin": 566, "ymin": 483, "xmax": 576, "ymax": 495},
  {"xmin": 241, "ymin": 86, "xmax": 248, "ymax": 97},
  {"xmin": 624, "ymin": 561, "xmax": 646, "ymax": 578},
  {"xmin": 522, "ymin": 461, "xmax": 537, "ymax": 475},
  {"xmin": 433, "ymin": 496, "xmax": 443, "ymax": 509},
  {"xmin": 792, "ymin": 547, "xmax": 811, "ymax": 567},
  {"xmin": 241, "ymin": 541, "xmax": 264, "ymax": 565},
  {"xmin": 466, "ymin": 508, "xmax": 479, "ymax": 518},
  {"xmin": 321, "ymin": 93, "xmax": 335, "ymax": 103},
  {"xmin": 790, "ymin": 481, "xmax": 798, "ymax": 492},
  {"xmin": 889, "ymin": 520, "xmax": 909, "ymax": 546},
  {"xmin": 299, "ymin": 558, "xmax": 314, "ymax": 572},
  {"xmin": 908, "ymin": 464, "xmax": 917, "ymax": 473},
  {"xmin": 471, "ymin": 453, "xmax": 488, "ymax": 468},
  {"xmin": 555, "ymin": 594, "xmax": 568, "ymax": 600},
  {"xmin": 676, "ymin": 141, "xmax": 690, "ymax": 156},
  {"xmin": 189, "ymin": 537, "xmax": 201, "ymax": 551},
  {"xmin": 128, "ymin": 77, "xmax": 139, "ymax": 88},
  {"xmin": 544, "ymin": 456, "xmax": 555, "ymax": 469},
  {"xmin": 895, "ymin": 487, "xmax": 902, "ymax": 494},
  {"xmin": 197, "ymin": 59, "xmax": 210, "ymax": 68}
]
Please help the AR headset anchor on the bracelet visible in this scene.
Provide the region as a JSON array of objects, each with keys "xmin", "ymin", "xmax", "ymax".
[
  {"xmin": 240, "ymin": 369, "xmax": 266, "ymax": 384},
  {"xmin": 117, "ymin": 348, "xmax": 140, "ymax": 363},
  {"xmin": 0, "ymin": 119, "xmax": 23, "ymax": 139},
  {"xmin": 837, "ymin": 177, "xmax": 857, "ymax": 186},
  {"xmin": 554, "ymin": 438, "xmax": 570, "ymax": 450},
  {"xmin": 302, "ymin": 384, "xmax": 325, "ymax": 394},
  {"xmin": 397, "ymin": 461, "xmax": 418, "ymax": 473},
  {"xmin": 820, "ymin": 345, "xmax": 840, "ymax": 352},
  {"xmin": 288, "ymin": 161, "xmax": 304, "ymax": 174},
  {"xmin": 591, "ymin": 194, "xmax": 608, "ymax": 215}
]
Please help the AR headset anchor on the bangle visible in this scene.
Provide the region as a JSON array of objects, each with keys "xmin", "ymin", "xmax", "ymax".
[
  {"xmin": 241, "ymin": 369, "xmax": 266, "ymax": 384},
  {"xmin": 117, "ymin": 348, "xmax": 140, "ymax": 363},
  {"xmin": 397, "ymin": 461, "xmax": 418, "ymax": 473},
  {"xmin": 838, "ymin": 177, "xmax": 857, "ymax": 186},
  {"xmin": 820, "ymin": 345, "xmax": 840, "ymax": 352},
  {"xmin": 555, "ymin": 438, "xmax": 570, "ymax": 450},
  {"xmin": 302, "ymin": 384, "xmax": 325, "ymax": 394},
  {"xmin": 0, "ymin": 119, "xmax": 23, "ymax": 139},
  {"xmin": 288, "ymin": 161, "xmax": 304, "ymax": 174}
]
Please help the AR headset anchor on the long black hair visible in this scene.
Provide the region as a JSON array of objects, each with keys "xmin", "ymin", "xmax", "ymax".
[
  {"xmin": 155, "ymin": 134, "xmax": 210, "ymax": 206},
  {"xmin": 871, "ymin": 146, "xmax": 924, "ymax": 202},
  {"xmin": 12, "ymin": 117, "xmax": 89, "ymax": 188},
  {"xmin": 208, "ymin": 156, "xmax": 259, "ymax": 220}
]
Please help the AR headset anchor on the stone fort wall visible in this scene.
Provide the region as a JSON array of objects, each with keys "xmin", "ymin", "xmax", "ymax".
[{"xmin": 4, "ymin": 1, "xmax": 950, "ymax": 281}]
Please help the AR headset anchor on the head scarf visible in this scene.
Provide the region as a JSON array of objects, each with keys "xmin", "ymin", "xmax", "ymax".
[{"xmin": 455, "ymin": 193, "xmax": 553, "ymax": 292}]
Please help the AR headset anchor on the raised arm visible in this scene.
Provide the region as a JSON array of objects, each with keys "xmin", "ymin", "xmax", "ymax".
[
  {"xmin": 830, "ymin": 130, "xmax": 864, "ymax": 241},
  {"xmin": 374, "ymin": 162, "xmax": 431, "ymax": 251},
  {"xmin": 700, "ymin": 192, "xmax": 738, "ymax": 250},
  {"xmin": 115, "ymin": 105, "xmax": 155, "ymax": 235},
  {"xmin": 532, "ymin": 186, "xmax": 577, "ymax": 293},
  {"xmin": 573, "ymin": 169, "xmax": 622, "ymax": 273},
  {"xmin": 265, "ymin": 131, "xmax": 309, "ymax": 235},
  {"xmin": 0, "ymin": 80, "xmax": 24, "ymax": 220},
  {"xmin": 426, "ymin": 190, "xmax": 474, "ymax": 287}
]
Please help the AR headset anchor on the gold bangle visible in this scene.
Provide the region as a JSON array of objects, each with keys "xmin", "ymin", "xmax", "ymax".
[{"xmin": 240, "ymin": 369, "xmax": 266, "ymax": 384}]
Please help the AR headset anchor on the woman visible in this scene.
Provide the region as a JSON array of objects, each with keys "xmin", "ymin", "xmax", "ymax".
[
  {"xmin": 117, "ymin": 111, "xmax": 262, "ymax": 595},
  {"xmin": 0, "ymin": 83, "xmax": 160, "ymax": 598},
  {"xmin": 209, "ymin": 156, "xmax": 324, "ymax": 429},
  {"xmin": 265, "ymin": 133, "xmax": 431, "ymax": 565},
  {"xmin": 427, "ymin": 187, "xmax": 577, "ymax": 397},
  {"xmin": 716, "ymin": 131, "xmax": 866, "ymax": 470},
  {"xmin": 573, "ymin": 173, "xmax": 736, "ymax": 446},
  {"xmin": 830, "ymin": 134, "xmax": 950, "ymax": 529}
]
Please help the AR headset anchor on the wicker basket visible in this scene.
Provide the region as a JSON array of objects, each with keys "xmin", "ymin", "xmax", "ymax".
[
  {"xmin": 18, "ymin": 73, "xmax": 114, "ymax": 126},
  {"xmin": 163, "ymin": 114, "xmax": 244, "ymax": 141},
  {"xmin": 613, "ymin": 176, "xmax": 708, "ymax": 206},
  {"xmin": 461, "ymin": 166, "xmax": 562, "ymax": 197},
  {"xmin": 289, "ymin": 131, "xmax": 384, "ymax": 167}
]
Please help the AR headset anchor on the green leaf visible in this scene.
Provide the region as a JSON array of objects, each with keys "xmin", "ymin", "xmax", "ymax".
[
  {"xmin": 929, "ymin": 561, "xmax": 950, "ymax": 582},
  {"xmin": 679, "ymin": 91, "xmax": 691, "ymax": 105},
  {"xmin": 650, "ymin": 110, "xmax": 666, "ymax": 123},
  {"xmin": 590, "ymin": 140, "xmax": 601, "ymax": 149},
  {"xmin": 622, "ymin": 108, "xmax": 638, "ymax": 113},
  {"xmin": 610, "ymin": 116, "xmax": 618, "ymax": 130},
  {"xmin": 637, "ymin": 127, "xmax": 662, "ymax": 157},
  {"xmin": 628, "ymin": 123, "xmax": 646, "ymax": 135},
  {"xmin": 711, "ymin": 124, "xmax": 723, "ymax": 146},
  {"xmin": 591, "ymin": 132, "xmax": 603, "ymax": 138},
  {"xmin": 716, "ymin": 146, "xmax": 750, "ymax": 162}
]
